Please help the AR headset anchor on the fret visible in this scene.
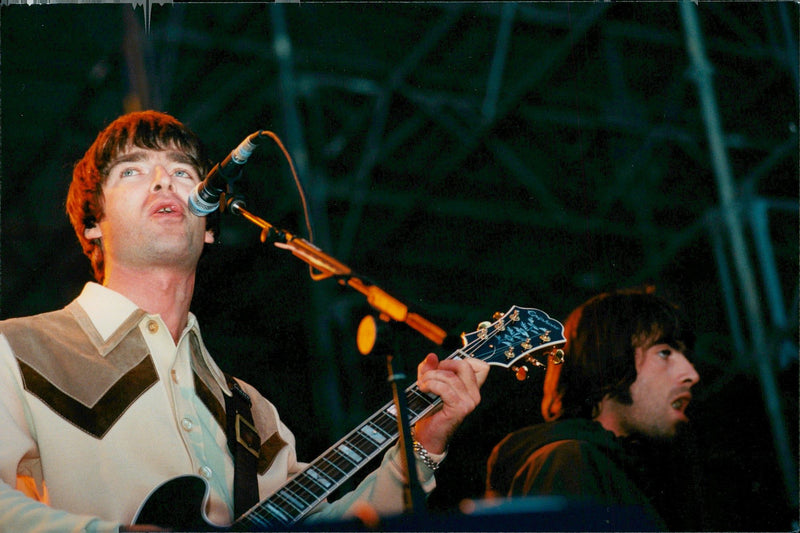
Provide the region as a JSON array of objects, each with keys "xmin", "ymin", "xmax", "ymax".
[
  {"xmin": 359, "ymin": 422, "xmax": 390, "ymax": 444},
  {"xmin": 409, "ymin": 387, "xmax": 438, "ymax": 406},
  {"xmin": 293, "ymin": 471, "xmax": 331, "ymax": 498},
  {"xmin": 242, "ymin": 509, "xmax": 278, "ymax": 529},
  {"xmin": 373, "ymin": 409, "xmax": 398, "ymax": 433},
  {"xmin": 325, "ymin": 448, "xmax": 352, "ymax": 468},
  {"xmin": 407, "ymin": 389, "xmax": 437, "ymax": 415},
  {"xmin": 320, "ymin": 455, "xmax": 347, "ymax": 477},
  {"xmin": 283, "ymin": 482, "xmax": 318, "ymax": 507},
  {"xmin": 315, "ymin": 459, "xmax": 342, "ymax": 482},
  {"xmin": 336, "ymin": 442, "xmax": 364, "ymax": 464},
  {"xmin": 262, "ymin": 500, "xmax": 293, "ymax": 524},
  {"xmin": 272, "ymin": 491, "xmax": 304, "ymax": 518},
  {"xmin": 247, "ymin": 375, "xmax": 439, "ymax": 528},
  {"xmin": 305, "ymin": 465, "xmax": 335, "ymax": 489},
  {"xmin": 404, "ymin": 401, "xmax": 422, "ymax": 418},
  {"xmin": 327, "ymin": 448, "xmax": 358, "ymax": 472},
  {"xmin": 453, "ymin": 348, "xmax": 471, "ymax": 359},
  {"xmin": 346, "ymin": 433, "xmax": 379, "ymax": 456},
  {"xmin": 272, "ymin": 487, "xmax": 305, "ymax": 515}
]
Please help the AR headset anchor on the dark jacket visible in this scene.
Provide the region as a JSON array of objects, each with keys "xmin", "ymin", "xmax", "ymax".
[{"xmin": 486, "ymin": 418, "xmax": 667, "ymax": 531}]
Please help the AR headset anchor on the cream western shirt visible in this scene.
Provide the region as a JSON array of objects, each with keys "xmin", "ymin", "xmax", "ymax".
[{"xmin": 0, "ymin": 283, "xmax": 437, "ymax": 532}]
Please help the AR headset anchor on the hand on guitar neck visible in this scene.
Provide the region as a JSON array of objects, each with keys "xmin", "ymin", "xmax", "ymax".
[{"xmin": 412, "ymin": 353, "xmax": 490, "ymax": 455}]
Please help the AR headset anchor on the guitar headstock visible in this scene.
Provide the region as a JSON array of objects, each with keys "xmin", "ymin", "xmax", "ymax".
[{"xmin": 459, "ymin": 306, "xmax": 565, "ymax": 380}]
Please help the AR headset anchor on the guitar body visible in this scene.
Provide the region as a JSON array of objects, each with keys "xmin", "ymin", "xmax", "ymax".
[{"xmin": 134, "ymin": 475, "xmax": 221, "ymax": 531}]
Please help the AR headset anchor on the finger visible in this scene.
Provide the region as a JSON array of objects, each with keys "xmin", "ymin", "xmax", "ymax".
[
  {"xmin": 416, "ymin": 352, "xmax": 440, "ymax": 379},
  {"xmin": 418, "ymin": 364, "xmax": 470, "ymax": 397},
  {"xmin": 419, "ymin": 365, "xmax": 481, "ymax": 412},
  {"xmin": 436, "ymin": 356, "xmax": 489, "ymax": 383},
  {"xmin": 420, "ymin": 374, "xmax": 475, "ymax": 410},
  {"xmin": 428, "ymin": 358, "xmax": 486, "ymax": 401}
]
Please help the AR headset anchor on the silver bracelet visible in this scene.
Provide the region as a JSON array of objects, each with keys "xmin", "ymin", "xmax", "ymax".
[{"xmin": 412, "ymin": 439, "xmax": 441, "ymax": 471}]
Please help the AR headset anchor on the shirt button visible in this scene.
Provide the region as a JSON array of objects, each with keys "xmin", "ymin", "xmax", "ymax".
[
  {"xmin": 181, "ymin": 418, "xmax": 194, "ymax": 431},
  {"xmin": 147, "ymin": 320, "xmax": 159, "ymax": 334},
  {"xmin": 199, "ymin": 466, "xmax": 213, "ymax": 479}
]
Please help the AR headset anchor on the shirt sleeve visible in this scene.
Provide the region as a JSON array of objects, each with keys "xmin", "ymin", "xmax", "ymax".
[
  {"xmin": 0, "ymin": 481, "xmax": 122, "ymax": 533},
  {"xmin": 0, "ymin": 334, "xmax": 123, "ymax": 533}
]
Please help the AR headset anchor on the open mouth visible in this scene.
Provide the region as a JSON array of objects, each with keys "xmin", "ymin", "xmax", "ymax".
[
  {"xmin": 153, "ymin": 203, "xmax": 182, "ymax": 215},
  {"xmin": 670, "ymin": 396, "xmax": 691, "ymax": 412}
]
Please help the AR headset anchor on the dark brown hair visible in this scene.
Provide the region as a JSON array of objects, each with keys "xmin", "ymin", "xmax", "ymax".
[
  {"xmin": 66, "ymin": 110, "xmax": 216, "ymax": 282},
  {"xmin": 557, "ymin": 288, "xmax": 694, "ymax": 419}
]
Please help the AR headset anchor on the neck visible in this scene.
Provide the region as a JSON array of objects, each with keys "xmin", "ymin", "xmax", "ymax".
[
  {"xmin": 594, "ymin": 397, "xmax": 627, "ymax": 437},
  {"xmin": 103, "ymin": 265, "xmax": 196, "ymax": 343}
]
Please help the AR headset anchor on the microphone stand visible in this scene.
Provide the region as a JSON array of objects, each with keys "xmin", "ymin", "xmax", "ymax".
[
  {"xmin": 385, "ymin": 352, "xmax": 429, "ymax": 517},
  {"xmin": 225, "ymin": 196, "xmax": 442, "ymax": 516},
  {"xmin": 225, "ymin": 196, "xmax": 446, "ymax": 345},
  {"xmin": 357, "ymin": 314, "xmax": 429, "ymax": 517}
]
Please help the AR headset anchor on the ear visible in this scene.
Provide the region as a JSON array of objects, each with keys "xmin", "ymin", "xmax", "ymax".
[
  {"xmin": 540, "ymin": 358, "xmax": 564, "ymax": 422},
  {"xmin": 84, "ymin": 225, "xmax": 102, "ymax": 240},
  {"xmin": 204, "ymin": 229, "xmax": 215, "ymax": 244}
]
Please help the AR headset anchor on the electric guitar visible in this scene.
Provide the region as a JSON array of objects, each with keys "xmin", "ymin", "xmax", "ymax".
[{"xmin": 133, "ymin": 305, "xmax": 565, "ymax": 531}]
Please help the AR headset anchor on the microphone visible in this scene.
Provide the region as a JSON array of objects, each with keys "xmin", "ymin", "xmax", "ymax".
[{"xmin": 188, "ymin": 131, "xmax": 264, "ymax": 216}]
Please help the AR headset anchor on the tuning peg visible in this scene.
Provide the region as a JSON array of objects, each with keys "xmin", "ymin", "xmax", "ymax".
[
  {"xmin": 513, "ymin": 365, "xmax": 528, "ymax": 381},
  {"xmin": 492, "ymin": 312, "xmax": 504, "ymax": 321},
  {"xmin": 475, "ymin": 321, "xmax": 492, "ymax": 340},
  {"xmin": 525, "ymin": 355, "xmax": 546, "ymax": 368},
  {"xmin": 550, "ymin": 349, "xmax": 565, "ymax": 365}
]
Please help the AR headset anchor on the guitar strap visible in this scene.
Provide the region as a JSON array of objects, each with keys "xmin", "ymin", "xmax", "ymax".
[{"xmin": 224, "ymin": 374, "xmax": 261, "ymax": 518}]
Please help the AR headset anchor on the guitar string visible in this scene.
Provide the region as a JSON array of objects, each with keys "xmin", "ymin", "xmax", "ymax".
[{"xmin": 244, "ymin": 310, "xmax": 544, "ymax": 526}]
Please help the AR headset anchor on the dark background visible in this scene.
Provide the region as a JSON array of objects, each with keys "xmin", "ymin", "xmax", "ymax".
[{"xmin": 1, "ymin": 3, "xmax": 797, "ymax": 531}]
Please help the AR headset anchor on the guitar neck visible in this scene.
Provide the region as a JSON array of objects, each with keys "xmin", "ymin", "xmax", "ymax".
[
  {"xmin": 236, "ymin": 377, "xmax": 442, "ymax": 529},
  {"xmin": 233, "ymin": 305, "xmax": 566, "ymax": 530}
]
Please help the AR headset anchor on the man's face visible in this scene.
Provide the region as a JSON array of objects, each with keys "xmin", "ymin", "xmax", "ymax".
[
  {"xmin": 616, "ymin": 343, "xmax": 700, "ymax": 440},
  {"xmin": 84, "ymin": 146, "xmax": 214, "ymax": 275}
]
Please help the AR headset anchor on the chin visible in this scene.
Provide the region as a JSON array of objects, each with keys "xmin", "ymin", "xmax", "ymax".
[
  {"xmin": 630, "ymin": 423, "xmax": 680, "ymax": 444},
  {"xmin": 655, "ymin": 420, "xmax": 692, "ymax": 443}
]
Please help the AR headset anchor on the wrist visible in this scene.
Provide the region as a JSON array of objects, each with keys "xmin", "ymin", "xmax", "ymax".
[{"xmin": 410, "ymin": 426, "xmax": 447, "ymax": 471}]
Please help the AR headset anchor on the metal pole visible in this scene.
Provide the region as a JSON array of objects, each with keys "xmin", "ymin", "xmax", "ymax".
[
  {"xmin": 679, "ymin": 1, "xmax": 798, "ymax": 506},
  {"xmin": 269, "ymin": 4, "xmax": 347, "ymax": 438}
]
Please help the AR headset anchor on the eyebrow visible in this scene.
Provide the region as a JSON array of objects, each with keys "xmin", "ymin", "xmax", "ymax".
[{"xmin": 110, "ymin": 150, "xmax": 196, "ymax": 167}]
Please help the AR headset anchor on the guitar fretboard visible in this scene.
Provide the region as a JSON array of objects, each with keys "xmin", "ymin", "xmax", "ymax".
[
  {"xmin": 237, "ymin": 379, "xmax": 442, "ymax": 529},
  {"xmin": 232, "ymin": 305, "xmax": 565, "ymax": 531}
]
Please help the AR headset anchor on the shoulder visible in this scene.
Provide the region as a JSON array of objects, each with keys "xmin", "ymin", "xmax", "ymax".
[
  {"xmin": 521, "ymin": 438, "xmax": 604, "ymax": 476},
  {"xmin": 0, "ymin": 308, "xmax": 70, "ymax": 332},
  {"xmin": 502, "ymin": 438, "xmax": 614, "ymax": 500},
  {"xmin": 487, "ymin": 419, "xmax": 618, "ymax": 498},
  {"xmin": 490, "ymin": 418, "xmax": 608, "ymax": 465},
  {"xmin": 228, "ymin": 376, "xmax": 280, "ymax": 421},
  {"xmin": 229, "ymin": 376, "xmax": 297, "ymax": 447}
]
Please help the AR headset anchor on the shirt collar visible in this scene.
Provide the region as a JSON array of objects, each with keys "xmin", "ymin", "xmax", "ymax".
[
  {"xmin": 75, "ymin": 282, "xmax": 230, "ymax": 395},
  {"xmin": 76, "ymin": 282, "xmax": 140, "ymax": 341}
]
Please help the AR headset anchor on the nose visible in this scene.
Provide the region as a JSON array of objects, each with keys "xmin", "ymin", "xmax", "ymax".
[
  {"xmin": 678, "ymin": 354, "xmax": 700, "ymax": 386},
  {"xmin": 150, "ymin": 165, "xmax": 174, "ymax": 192}
]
